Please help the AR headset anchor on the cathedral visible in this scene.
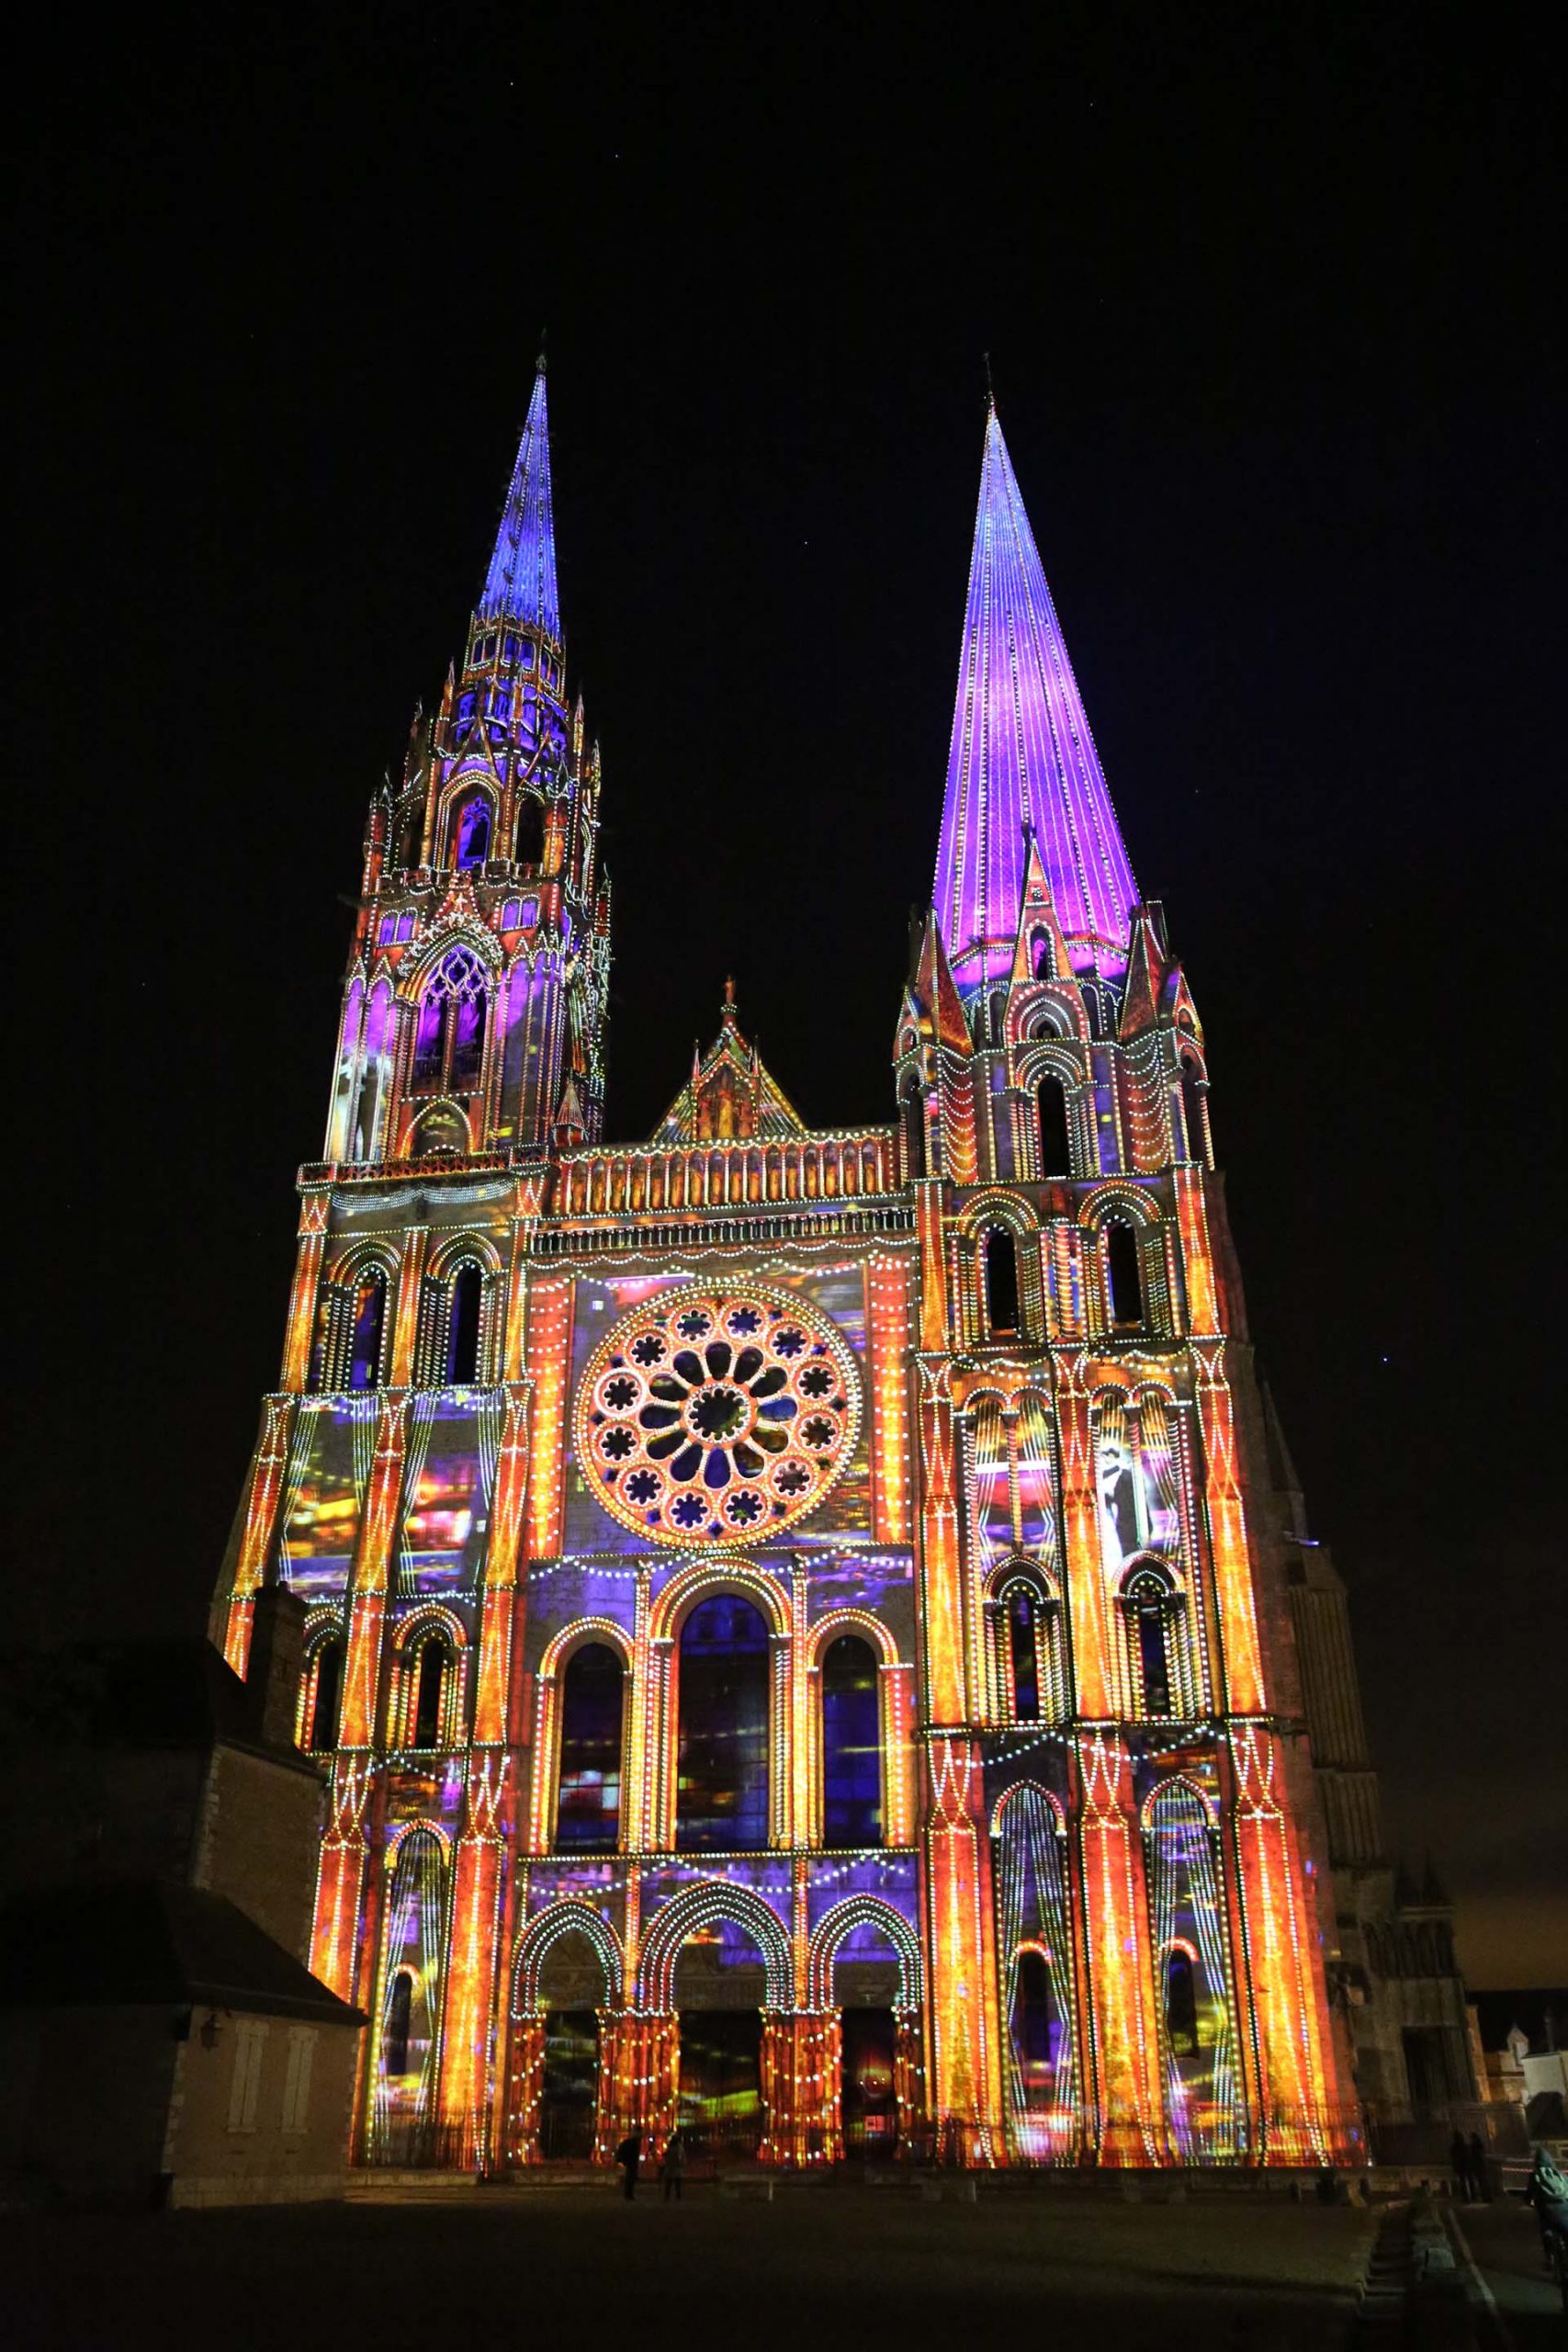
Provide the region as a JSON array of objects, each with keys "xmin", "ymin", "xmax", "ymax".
[{"xmin": 211, "ymin": 363, "xmax": 1375, "ymax": 2172}]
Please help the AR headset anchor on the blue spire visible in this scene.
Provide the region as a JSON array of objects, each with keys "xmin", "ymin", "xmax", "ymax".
[{"xmin": 478, "ymin": 359, "xmax": 560, "ymax": 638}]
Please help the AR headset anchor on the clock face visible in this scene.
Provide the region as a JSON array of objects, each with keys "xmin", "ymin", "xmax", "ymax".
[{"xmin": 574, "ymin": 1284, "xmax": 862, "ymax": 1547}]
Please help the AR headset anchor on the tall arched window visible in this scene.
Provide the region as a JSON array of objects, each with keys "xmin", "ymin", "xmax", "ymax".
[
  {"xmin": 1031, "ymin": 927, "xmax": 1054, "ymax": 981},
  {"xmin": 384, "ymin": 1969, "xmax": 413, "ymax": 2076},
  {"xmin": 444, "ymin": 1263, "xmax": 483, "ymax": 1383},
  {"xmin": 900, "ymin": 1086, "xmax": 925, "ymax": 1181},
  {"xmin": 454, "ymin": 793, "xmax": 492, "ymax": 869},
  {"xmin": 821, "ymin": 1634, "xmax": 881, "ymax": 1849},
  {"xmin": 556, "ymin": 1642, "xmax": 625, "ymax": 1850},
  {"xmin": 1036, "ymin": 1076, "xmax": 1071, "ymax": 1176},
  {"xmin": 412, "ymin": 1638, "xmax": 450, "ymax": 1748},
  {"xmin": 1010, "ymin": 1949, "xmax": 1060, "ymax": 2109},
  {"xmin": 410, "ymin": 948, "xmax": 489, "ymax": 1096},
  {"xmin": 514, "ymin": 797, "xmax": 546, "ymax": 865},
  {"xmin": 1008, "ymin": 1590, "xmax": 1041, "ymax": 1722},
  {"xmin": 307, "ymin": 1639, "xmax": 342, "ymax": 1751},
  {"xmin": 1179, "ymin": 1057, "xmax": 1205, "ymax": 1164},
  {"xmin": 1106, "ymin": 1220, "xmax": 1143, "ymax": 1324},
  {"xmin": 1165, "ymin": 1948, "xmax": 1200, "ymax": 2055},
  {"xmin": 675, "ymin": 1595, "xmax": 770, "ymax": 1851},
  {"xmin": 1124, "ymin": 1569, "xmax": 1174, "ymax": 1717},
  {"xmin": 984, "ymin": 1227, "xmax": 1020, "ymax": 1337},
  {"xmin": 346, "ymin": 1267, "xmax": 387, "ymax": 1391}
]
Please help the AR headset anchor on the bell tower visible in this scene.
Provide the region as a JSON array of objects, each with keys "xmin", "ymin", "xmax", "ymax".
[{"xmin": 322, "ymin": 356, "xmax": 610, "ymax": 1170}]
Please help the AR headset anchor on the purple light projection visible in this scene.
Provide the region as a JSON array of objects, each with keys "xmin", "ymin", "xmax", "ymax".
[
  {"xmin": 479, "ymin": 359, "xmax": 560, "ymax": 639},
  {"xmin": 933, "ymin": 405, "xmax": 1138, "ymax": 985}
]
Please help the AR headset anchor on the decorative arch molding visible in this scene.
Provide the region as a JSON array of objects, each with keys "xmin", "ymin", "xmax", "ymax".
[
  {"xmin": 391, "ymin": 1601, "xmax": 468, "ymax": 1653},
  {"xmin": 425, "ymin": 1230, "xmax": 504, "ymax": 1283},
  {"xmin": 955, "ymin": 1191, "xmax": 1043, "ymax": 1245},
  {"xmin": 637, "ymin": 1881, "xmax": 794, "ymax": 2011},
  {"xmin": 1012, "ymin": 1035, "xmax": 1089, "ymax": 1091},
  {"xmin": 537, "ymin": 1615, "xmax": 636, "ymax": 1681},
  {"xmin": 400, "ymin": 922, "xmax": 502, "ymax": 1001},
  {"xmin": 807, "ymin": 1894, "xmax": 923, "ymax": 2010},
  {"xmin": 1138, "ymin": 1771, "xmax": 1220, "ymax": 1834},
  {"xmin": 647, "ymin": 1559, "xmax": 793, "ymax": 1645},
  {"xmin": 984, "ymin": 1552, "xmax": 1061, "ymax": 1604},
  {"xmin": 989, "ymin": 1777, "xmax": 1066, "ymax": 1840},
  {"xmin": 806, "ymin": 1608, "xmax": 901, "ymax": 1670},
  {"xmin": 1117, "ymin": 1551, "xmax": 1184, "ymax": 1600},
  {"xmin": 1077, "ymin": 1182, "xmax": 1162, "ymax": 1231},
  {"xmin": 512, "ymin": 1899, "xmax": 625, "ymax": 2015},
  {"xmin": 406, "ymin": 1099, "xmax": 475, "ymax": 1156},
  {"xmin": 324, "ymin": 1238, "xmax": 402, "ymax": 1289},
  {"xmin": 383, "ymin": 1815, "xmax": 454, "ymax": 1863},
  {"xmin": 302, "ymin": 1605, "xmax": 348, "ymax": 1651}
]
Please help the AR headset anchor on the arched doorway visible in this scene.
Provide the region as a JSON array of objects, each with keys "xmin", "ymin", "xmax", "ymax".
[
  {"xmin": 533, "ymin": 1928, "xmax": 609, "ymax": 2161},
  {"xmin": 832, "ymin": 1919, "xmax": 903, "ymax": 2155},
  {"xmin": 673, "ymin": 1917, "xmax": 767, "ymax": 2164}
]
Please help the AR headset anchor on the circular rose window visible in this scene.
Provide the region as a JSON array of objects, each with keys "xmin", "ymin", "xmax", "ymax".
[{"xmin": 575, "ymin": 1286, "xmax": 862, "ymax": 1546}]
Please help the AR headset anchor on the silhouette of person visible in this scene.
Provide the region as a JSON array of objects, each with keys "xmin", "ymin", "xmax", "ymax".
[{"xmin": 615, "ymin": 2130, "xmax": 642, "ymax": 2201}]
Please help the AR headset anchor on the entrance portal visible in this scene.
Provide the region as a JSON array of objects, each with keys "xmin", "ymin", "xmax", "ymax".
[
  {"xmin": 539, "ymin": 2009, "xmax": 599, "ymax": 2159},
  {"xmin": 840, "ymin": 2007, "xmax": 898, "ymax": 2154}
]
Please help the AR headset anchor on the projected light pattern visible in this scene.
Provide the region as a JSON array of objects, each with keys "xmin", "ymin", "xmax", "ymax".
[
  {"xmin": 217, "ymin": 377, "xmax": 1355, "ymax": 2182},
  {"xmin": 933, "ymin": 405, "xmax": 1138, "ymax": 986}
]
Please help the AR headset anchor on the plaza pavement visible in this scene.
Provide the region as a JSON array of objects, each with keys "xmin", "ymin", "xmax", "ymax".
[{"xmin": 6, "ymin": 2181, "xmax": 1379, "ymax": 2352}]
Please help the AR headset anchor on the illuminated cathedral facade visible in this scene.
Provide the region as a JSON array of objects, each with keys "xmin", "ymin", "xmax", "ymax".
[{"xmin": 213, "ymin": 365, "xmax": 1361, "ymax": 2169}]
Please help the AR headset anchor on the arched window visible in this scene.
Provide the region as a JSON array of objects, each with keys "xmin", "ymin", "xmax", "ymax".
[
  {"xmin": 821, "ymin": 1634, "xmax": 881, "ymax": 1849},
  {"xmin": 454, "ymin": 794, "xmax": 492, "ymax": 869},
  {"xmin": 409, "ymin": 948, "xmax": 489, "ymax": 1096},
  {"xmin": 384, "ymin": 1969, "xmax": 413, "ymax": 2076},
  {"xmin": 1106, "ymin": 1220, "xmax": 1143, "ymax": 1325},
  {"xmin": 514, "ymin": 797, "xmax": 546, "ymax": 866},
  {"xmin": 1008, "ymin": 1590, "xmax": 1041, "ymax": 1722},
  {"xmin": 412, "ymin": 1638, "xmax": 449, "ymax": 1748},
  {"xmin": 556, "ymin": 1642, "xmax": 625, "ymax": 1850},
  {"xmin": 984, "ymin": 1227, "xmax": 1020, "ymax": 1337},
  {"xmin": 1179, "ymin": 1057, "xmax": 1205, "ymax": 1165},
  {"xmin": 1010, "ymin": 1949, "xmax": 1060, "ymax": 2109},
  {"xmin": 444, "ymin": 1263, "xmax": 483, "ymax": 1383},
  {"xmin": 1031, "ymin": 928, "xmax": 1054, "ymax": 981},
  {"xmin": 1124, "ymin": 1572, "xmax": 1174, "ymax": 1717},
  {"xmin": 307, "ymin": 1639, "xmax": 342, "ymax": 1751},
  {"xmin": 987, "ymin": 988, "xmax": 1009, "ymax": 1046},
  {"xmin": 1165, "ymin": 1948, "xmax": 1201, "ymax": 2055},
  {"xmin": 900, "ymin": 1087, "xmax": 925, "ymax": 1182},
  {"xmin": 1036, "ymin": 1076, "xmax": 1071, "ymax": 1176},
  {"xmin": 676, "ymin": 1595, "xmax": 770, "ymax": 1851},
  {"xmin": 346, "ymin": 1267, "xmax": 387, "ymax": 1391}
]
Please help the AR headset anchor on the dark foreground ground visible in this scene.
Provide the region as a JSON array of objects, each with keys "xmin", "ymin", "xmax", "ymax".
[
  {"xmin": 1449, "ymin": 2196, "xmax": 1566, "ymax": 2351},
  {"xmin": 6, "ymin": 2183, "xmax": 1378, "ymax": 2352}
]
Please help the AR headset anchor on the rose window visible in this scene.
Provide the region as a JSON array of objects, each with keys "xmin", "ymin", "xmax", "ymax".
[{"xmin": 575, "ymin": 1286, "xmax": 862, "ymax": 1546}]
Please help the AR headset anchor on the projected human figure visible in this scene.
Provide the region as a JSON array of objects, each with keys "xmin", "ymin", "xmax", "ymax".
[{"xmin": 1097, "ymin": 1434, "xmax": 1145, "ymax": 1571}]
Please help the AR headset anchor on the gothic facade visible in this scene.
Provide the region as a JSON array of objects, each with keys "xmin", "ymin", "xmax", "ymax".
[{"xmin": 213, "ymin": 366, "xmax": 1366, "ymax": 2168}]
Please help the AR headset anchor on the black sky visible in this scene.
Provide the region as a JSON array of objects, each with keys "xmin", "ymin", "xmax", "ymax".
[{"xmin": 10, "ymin": 3, "xmax": 1562, "ymax": 1981}]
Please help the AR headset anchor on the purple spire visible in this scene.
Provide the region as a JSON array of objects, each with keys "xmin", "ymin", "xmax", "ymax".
[
  {"xmin": 478, "ymin": 359, "xmax": 560, "ymax": 638},
  {"xmin": 933, "ymin": 405, "xmax": 1138, "ymax": 983}
]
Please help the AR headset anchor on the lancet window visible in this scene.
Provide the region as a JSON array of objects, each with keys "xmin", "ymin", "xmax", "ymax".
[
  {"xmin": 992, "ymin": 1573, "xmax": 1063, "ymax": 1724},
  {"xmin": 454, "ymin": 793, "xmax": 492, "ymax": 869},
  {"xmin": 371, "ymin": 1829, "xmax": 446, "ymax": 2160},
  {"xmin": 1179, "ymin": 1057, "xmax": 1208, "ymax": 1166},
  {"xmin": 993, "ymin": 1786, "xmax": 1077, "ymax": 2162},
  {"xmin": 983, "ymin": 1227, "xmax": 1021, "ymax": 1337},
  {"xmin": 820, "ymin": 1634, "xmax": 881, "ymax": 1849},
  {"xmin": 675, "ymin": 1594, "xmax": 770, "ymax": 1851},
  {"xmin": 444, "ymin": 1262, "xmax": 484, "ymax": 1384},
  {"xmin": 346, "ymin": 1267, "xmax": 388, "ymax": 1391},
  {"xmin": 1036, "ymin": 1075, "xmax": 1072, "ymax": 1176},
  {"xmin": 410, "ymin": 948, "xmax": 489, "ymax": 1096},
  {"xmin": 302, "ymin": 1636, "xmax": 343, "ymax": 1752},
  {"xmin": 555, "ymin": 1642, "xmax": 625, "ymax": 1851},
  {"xmin": 399, "ymin": 1631, "xmax": 459, "ymax": 1752},
  {"xmin": 1143, "ymin": 1781, "xmax": 1242, "ymax": 2158},
  {"xmin": 1120, "ymin": 1565, "xmax": 1190, "ymax": 1721},
  {"xmin": 1104, "ymin": 1218, "xmax": 1144, "ymax": 1326}
]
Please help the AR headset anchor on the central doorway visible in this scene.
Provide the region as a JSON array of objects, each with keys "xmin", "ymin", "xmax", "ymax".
[
  {"xmin": 539, "ymin": 2009, "xmax": 600, "ymax": 2158},
  {"xmin": 674, "ymin": 1916, "xmax": 766, "ymax": 2163}
]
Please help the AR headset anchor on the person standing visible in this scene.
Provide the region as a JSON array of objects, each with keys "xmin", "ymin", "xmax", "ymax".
[
  {"xmin": 660, "ymin": 2130, "xmax": 684, "ymax": 2203},
  {"xmin": 1450, "ymin": 2129, "xmax": 1471, "ymax": 2202},
  {"xmin": 1467, "ymin": 2131, "xmax": 1490, "ymax": 2202},
  {"xmin": 615, "ymin": 2130, "xmax": 643, "ymax": 2201}
]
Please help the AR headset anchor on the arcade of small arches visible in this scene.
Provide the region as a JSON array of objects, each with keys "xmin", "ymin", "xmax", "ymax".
[{"xmin": 367, "ymin": 1766, "xmax": 1255, "ymax": 2170}]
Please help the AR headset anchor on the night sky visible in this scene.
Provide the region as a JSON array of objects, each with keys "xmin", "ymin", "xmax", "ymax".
[{"xmin": 12, "ymin": 6, "xmax": 1561, "ymax": 1983}]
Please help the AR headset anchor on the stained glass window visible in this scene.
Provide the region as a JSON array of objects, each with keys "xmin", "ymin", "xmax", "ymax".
[
  {"xmin": 555, "ymin": 1642, "xmax": 623, "ymax": 1850},
  {"xmin": 822, "ymin": 1634, "xmax": 881, "ymax": 1848},
  {"xmin": 676, "ymin": 1595, "xmax": 769, "ymax": 1851}
]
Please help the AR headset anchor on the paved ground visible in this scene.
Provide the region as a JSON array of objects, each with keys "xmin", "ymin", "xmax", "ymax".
[
  {"xmin": 6, "ymin": 2184, "xmax": 1378, "ymax": 2352},
  {"xmin": 1448, "ymin": 2197, "xmax": 1565, "ymax": 2351}
]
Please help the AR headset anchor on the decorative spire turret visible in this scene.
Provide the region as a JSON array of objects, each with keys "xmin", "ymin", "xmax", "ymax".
[
  {"xmin": 933, "ymin": 404, "xmax": 1138, "ymax": 991},
  {"xmin": 478, "ymin": 356, "xmax": 559, "ymax": 639}
]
